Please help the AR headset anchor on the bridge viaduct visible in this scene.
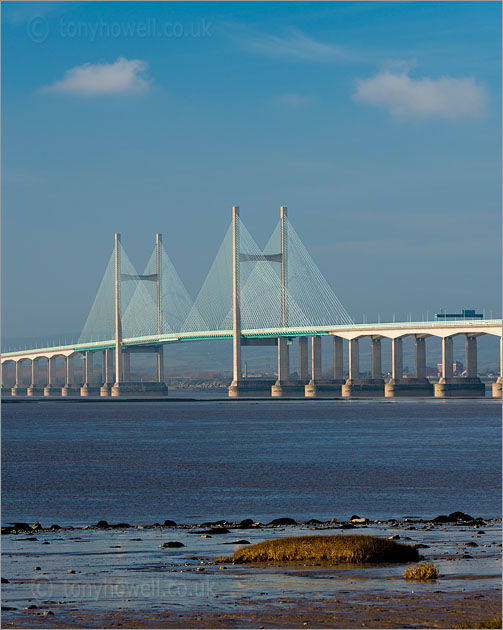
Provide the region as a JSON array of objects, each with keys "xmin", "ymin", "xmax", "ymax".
[{"xmin": 2, "ymin": 206, "xmax": 501, "ymax": 399}]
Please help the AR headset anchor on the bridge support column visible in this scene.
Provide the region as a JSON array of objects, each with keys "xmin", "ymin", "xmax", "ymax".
[
  {"xmin": 27, "ymin": 359, "xmax": 42, "ymax": 396},
  {"xmin": 343, "ymin": 337, "xmax": 384, "ymax": 397},
  {"xmin": 81, "ymin": 351, "xmax": 100, "ymax": 397},
  {"xmin": 493, "ymin": 336, "xmax": 502, "ymax": 397},
  {"xmin": 157, "ymin": 346, "xmax": 164, "ymax": 383},
  {"xmin": 435, "ymin": 336, "xmax": 484, "ymax": 397},
  {"xmin": 229, "ymin": 206, "xmax": 245, "ymax": 398},
  {"xmin": 305, "ymin": 335, "xmax": 341, "ymax": 398},
  {"xmin": 62, "ymin": 355, "xmax": 79, "ymax": 396},
  {"xmin": 333, "ymin": 336, "xmax": 344, "ymax": 381},
  {"xmin": 386, "ymin": 337, "xmax": 433, "ymax": 397},
  {"xmin": 272, "ymin": 337, "xmax": 303, "ymax": 397},
  {"xmin": 299, "ymin": 337, "xmax": 308, "ymax": 381},
  {"xmin": 2, "ymin": 362, "xmax": 12, "ymax": 396},
  {"xmin": 44, "ymin": 357, "xmax": 60, "ymax": 396},
  {"xmin": 12, "ymin": 360, "xmax": 27, "ymax": 396},
  {"xmin": 101, "ymin": 349, "xmax": 114, "ymax": 396}
]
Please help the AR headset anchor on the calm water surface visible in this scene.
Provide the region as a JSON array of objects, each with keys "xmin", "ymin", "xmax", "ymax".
[{"xmin": 2, "ymin": 398, "xmax": 501, "ymax": 526}]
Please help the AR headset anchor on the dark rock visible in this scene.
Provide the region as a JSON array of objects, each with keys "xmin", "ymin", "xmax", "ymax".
[
  {"xmin": 1, "ymin": 606, "xmax": 17, "ymax": 611},
  {"xmin": 1, "ymin": 527, "xmax": 14, "ymax": 535},
  {"xmin": 96, "ymin": 520, "xmax": 109, "ymax": 529},
  {"xmin": 50, "ymin": 524, "xmax": 62, "ymax": 530},
  {"xmin": 162, "ymin": 541, "xmax": 185, "ymax": 548},
  {"xmin": 42, "ymin": 611, "xmax": 54, "ymax": 616},
  {"xmin": 1, "ymin": 577, "xmax": 9, "ymax": 583},
  {"xmin": 340, "ymin": 523, "xmax": 356, "ymax": 529},
  {"xmin": 67, "ymin": 569, "xmax": 76, "ymax": 574},
  {"xmin": 449, "ymin": 511, "xmax": 474, "ymax": 522},
  {"xmin": 465, "ymin": 541, "xmax": 478, "ymax": 547},
  {"xmin": 306, "ymin": 519, "xmax": 323, "ymax": 525},
  {"xmin": 415, "ymin": 543, "xmax": 430, "ymax": 549},
  {"xmin": 238, "ymin": 519, "xmax": 254, "ymax": 529},
  {"xmin": 268, "ymin": 517, "xmax": 297, "ymax": 526},
  {"xmin": 461, "ymin": 554, "xmax": 473, "ymax": 559},
  {"xmin": 432, "ymin": 515, "xmax": 452, "ymax": 523},
  {"xmin": 163, "ymin": 519, "xmax": 177, "ymax": 527},
  {"xmin": 25, "ymin": 604, "xmax": 38, "ymax": 609},
  {"xmin": 20, "ymin": 537, "xmax": 38, "ymax": 541},
  {"xmin": 34, "ymin": 566, "xmax": 41, "ymax": 571},
  {"xmin": 200, "ymin": 527, "xmax": 230, "ymax": 535},
  {"xmin": 223, "ymin": 540, "xmax": 250, "ymax": 545},
  {"xmin": 130, "ymin": 538, "xmax": 142, "ymax": 541},
  {"xmin": 42, "ymin": 541, "xmax": 50, "ymax": 545},
  {"xmin": 10, "ymin": 522, "xmax": 31, "ymax": 532},
  {"xmin": 388, "ymin": 534, "xmax": 400, "ymax": 540}
]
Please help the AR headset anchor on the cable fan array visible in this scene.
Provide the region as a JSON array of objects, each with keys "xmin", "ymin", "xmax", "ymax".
[{"xmin": 78, "ymin": 216, "xmax": 352, "ymax": 344}]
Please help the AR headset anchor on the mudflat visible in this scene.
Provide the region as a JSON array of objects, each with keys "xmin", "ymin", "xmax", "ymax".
[{"xmin": 2, "ymin": 518, "xmax": 501, "ymax": 629}]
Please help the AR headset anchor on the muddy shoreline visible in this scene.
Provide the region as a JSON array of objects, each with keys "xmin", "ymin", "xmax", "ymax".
[{"xmin": 2, "ymin": 515, "xmax": 501, "ymax": 629}]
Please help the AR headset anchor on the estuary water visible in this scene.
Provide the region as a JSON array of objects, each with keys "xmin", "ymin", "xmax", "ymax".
[{"xmin": 1, "ymin": 398, "xmax": 501, "ymax": 526}]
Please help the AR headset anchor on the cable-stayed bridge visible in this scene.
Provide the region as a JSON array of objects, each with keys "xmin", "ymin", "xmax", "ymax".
[{"xmin": 2, "ymin": 207, "xmax": 502, "ymax": 398}]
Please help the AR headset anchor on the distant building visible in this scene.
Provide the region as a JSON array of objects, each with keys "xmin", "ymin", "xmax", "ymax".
[
  {"xmin": 437, "ymin": 361, "xmax": 464, "ymax": 377},
  {"xmin": 435, "ymin": 309, "xmax": 483, "ymax": 320}
]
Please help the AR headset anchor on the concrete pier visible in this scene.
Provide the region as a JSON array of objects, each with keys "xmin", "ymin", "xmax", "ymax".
[
  {"xmin": 272, "ymin": 337, "xmax": 305, "ymax": 397},
  {"xmin": 100, "ymin": 349, "xmax": 114, "ymax": 396},
  {"xmin": 385, "ymin": 336, "xmax": 433, "ymax": 397},
  {"xmin": 11, "ymin": 360, "xmax": 27, "ymax": 396},
  {"xmin": 434, "ymin": 335, "xmax": 485, "ymax": 397},
  {"xmin": 62, "ymin": 355, "xmax": 79, "ymax": 396},
  {"xmin": 27, "ymin": 358, "xmax": 44, "ymax": 396},
  {"xmin": 343, "ymin": 337, "xmax": 384, "ymax": 397},
  {"xmin": 305, "ymin": 336, "xmax": 343, "ymax": 397},
  {"xmin": 230, "ymin": 378, "xmax": 277, "ymax": 398},
  {"xmin": 81, "ymin": 351, "xmax": 100, "ymax": 396},
  {"xmin": 111, "ymin": 381, "xmax": 169, "ymax": 397},
  {"xmin": 44, "ymin": 356, "xmax": 61, "ymax": 396}
]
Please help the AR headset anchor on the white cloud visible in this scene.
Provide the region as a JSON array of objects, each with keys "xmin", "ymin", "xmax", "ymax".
[
  {"xmin": 243, "ymin": 28, "xmax": 354, "ymax": 62},
  {"xmin": 44, "ymin": 57, "xmax": 151, "ymax": 96},
  {"xmin": 275, "ymin": 93, "xmax": 313, "ymax": 107},
  {"xmin": 354, "ymin": 71, "xmax": 486, "ymax": 119}
]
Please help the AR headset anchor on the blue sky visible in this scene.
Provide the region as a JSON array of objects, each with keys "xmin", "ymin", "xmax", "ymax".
[{"xmin": 2, "ymin": 1, "xmax": 501, "ymax": 340}]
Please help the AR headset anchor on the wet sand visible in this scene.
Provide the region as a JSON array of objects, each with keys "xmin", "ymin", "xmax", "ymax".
[
  {"xmin": 3, "ymin": 589, "xmax": 501, "ymax": 628},
  {"xmin": 2, "ymin": 518, "xmax": 501, "ymax": 629}
]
